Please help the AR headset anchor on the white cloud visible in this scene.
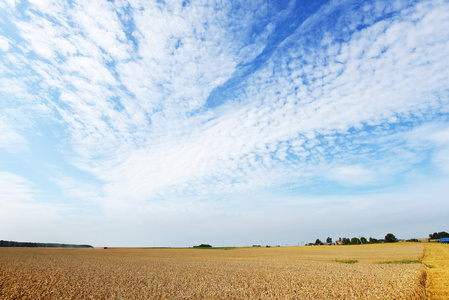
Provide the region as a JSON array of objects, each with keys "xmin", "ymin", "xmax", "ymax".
[
  {"xmin": 27, "ymin": 0, "xmax": 52, "ymax": 11},
  {"xmin": 2, "ymin": 0, "xmax": 19, "ymax": 9},
  {"xmin": 9, "ymin": 0, "xmax": 446, "ymax": 199},
  {"xmin": 404, "ymin": 123, "xmax": 449, "ymax": 174},
  {"xmin": 0, "ymin": 172, "xmax": 35, "ymax": 202},
  {"xmin": 324, "ymin": 165, "xmax": 376, "ymax": 186},
  {"xmin": 0, "ymin": 36, "xmax": 10, "ymax": 52},
  {"xmin": 0, "ymin": 118, "xmax": 27, "ymax": 152},
  {"xmin": 51, "ymin": 173, "xmax": 103, "ymax": 204},
  {"xmin": 0, "ymin": 172, "xmax": 63, "ymax": 241}
]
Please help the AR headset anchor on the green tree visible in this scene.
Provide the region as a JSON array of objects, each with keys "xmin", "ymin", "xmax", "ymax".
[
  {"xmin": 315, "ymin": 239, "xmax": 323, "ymax": 245},
  {"xmin": 193, "ymin": 244, "xmax": 212, "ymax": 248},
  {"xmin": 429, "ymin": 231, "xmax": 449, "ymax": 239},
  {"xmin": 351, "ymin": 237, "xmax": 361, "ymax": 245},
  {"xmin": 342, "ymin": 238, "xmax": 351, "ymax": 245},
  {"xmin": 326, "ymin": 237, "xmax": 332, "ymax": 244},
  {"xmin": 385, "ymin": 233, "xmax": 398, "ymax": 243},
  {"xmin": 369, "ymin": 237, "xmax": 378, "ymax": 244},
  {"xmin": 439, "ymin": 232, "xmax": 449, "ymax": 238},
  {"xmin": 360, "ymin": 237, "xmax": 367, "ymax": 244}
]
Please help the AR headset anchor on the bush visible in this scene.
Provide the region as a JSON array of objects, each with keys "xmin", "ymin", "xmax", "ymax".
[
  {"xmin": 406, "ymin": 239, "xmax": 419, "ymax": 242},
  {"xmin": 193, "ymin": 244, "xmax": 212, "ymax": 248}
]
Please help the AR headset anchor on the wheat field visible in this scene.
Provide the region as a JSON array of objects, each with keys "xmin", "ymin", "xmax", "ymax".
[
  {"xmin": 423, "ymin": 243, "xmax": 449, "ymax": 299},
  {"xmin": 0, "ymin": 243, "xmax": 428, "ymax": 299}
]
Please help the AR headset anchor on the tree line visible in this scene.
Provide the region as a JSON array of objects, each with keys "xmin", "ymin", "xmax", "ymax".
[
  {"xmin": 312, "ymin": 233, "xmax": 400, "ymax": 246},
  {"xmin": 429, "ymin": 231, "xmax": 449, "ymax": 239},
  {"xmin": 0, "ymin": 240, "xmax": 93, "ymax": 248}
]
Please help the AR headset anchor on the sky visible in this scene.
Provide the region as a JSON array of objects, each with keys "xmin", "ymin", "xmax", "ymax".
[{"xmin": 0, "ymin": 0, "xmax": 448, "ymax": 247}]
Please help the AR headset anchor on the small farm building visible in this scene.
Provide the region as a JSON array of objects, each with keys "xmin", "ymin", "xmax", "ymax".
[{"xmin": 440, "ymin": 238, "xmax": 449, "ymax": 244}]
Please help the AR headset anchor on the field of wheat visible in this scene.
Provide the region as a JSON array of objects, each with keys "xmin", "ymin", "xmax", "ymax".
[
  {"xmin": 0, "ymin": 243, "xmax": 427, "ymax": 299},
  {"xmin": 423, "ymin": 243, "xmax": 449, "ymax": 299}
]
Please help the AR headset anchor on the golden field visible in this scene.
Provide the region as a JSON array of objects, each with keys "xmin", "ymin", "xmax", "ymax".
[
  {"xmin": 0, "ymin": 243, "xmax": 435, "ymax": 299},
  {"xmin": 423, "ymin": 243, "xmax": 449, "ymax": 299}
]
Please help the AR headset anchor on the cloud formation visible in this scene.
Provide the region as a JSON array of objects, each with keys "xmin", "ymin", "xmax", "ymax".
[{"xmin": 1, "ymin": 0, "xmax": 448, "ymax": 246}]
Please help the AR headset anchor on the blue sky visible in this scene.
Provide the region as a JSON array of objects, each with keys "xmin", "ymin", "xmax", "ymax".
[{"xmin": 1, "ymin": 0, "xmax": 448, "ymax": 247}]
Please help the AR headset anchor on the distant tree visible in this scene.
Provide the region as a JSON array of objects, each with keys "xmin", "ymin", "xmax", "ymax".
[
  {"xmin": 429, "ymin": 232, "xmax": 449, "ymax": 239},
  {"xmin": 351, "ymin": 237, "xmax": 361, "ymax": 245},
  {"xmin": 360, "ymin": 237, "xmax": 367, "ymax": 244},
  {"xmin": 385, "ymin": 233, "xmax": 398, "ymax": 243},
  {"xmin": 407, "ymin": 238, "xmax": 419, "ymax": 242},
  {"xmin": 0, "ymin": 240, "xmax": 92, "ymax": 248},
  {"xmin": 326, "ymin": 237, "xmax": 332, "ymax": 244},
  {"xmin": 315, "ymin": 239, "xmax": 323, "ymax": 245},
  {"xmin": 438, "ymin": 232, "xmax": 448, "ymax": 238},
  {"xmin": 342, "ymin": 238, "xmax": 351, "ymax": 245},
  {"xmin": 369, "ymin": 237, "xmax": 378, "ymax": 244},
  {"xmin": 193, "ymin": 244, "xmax": 212, "ymax": 248}
]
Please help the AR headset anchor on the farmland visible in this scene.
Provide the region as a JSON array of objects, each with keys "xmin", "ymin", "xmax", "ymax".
[
  {"xmin": 423, "ymin": 243, "xmax": 449, "ymax": 299},
  {"xmin": 0, "ymin": 243, "xmax": 430, "ymax": 299}
]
